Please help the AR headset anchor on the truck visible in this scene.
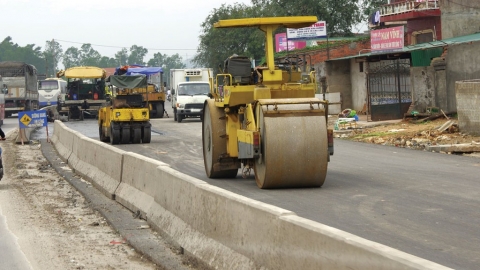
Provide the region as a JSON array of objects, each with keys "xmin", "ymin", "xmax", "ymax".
[
  {"xmin": 98, "ymin": 75, "xmax": 151, "ymax": 144},
  {"xmin": 115, "ymin": 66, "xmax": 166, "ymax": 118},
  {"xmin": 202, "ymin": 16, "xmax": 334, "ymax": 189},
  {"xmin": 0, "ymin": 61, "xmax": 39, "ymax": 117},
  {"xmin": 56, "ymin": 66, "xmax": 107, "ymax": 120},
  {"xmin": 170, "ymin": 68, "xmax": 213, "ymax": 122}
]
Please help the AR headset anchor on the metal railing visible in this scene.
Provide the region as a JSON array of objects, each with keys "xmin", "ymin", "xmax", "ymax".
[{"xmin": 380, "ymin": 0, "xmax": 439, "ymax": 16}]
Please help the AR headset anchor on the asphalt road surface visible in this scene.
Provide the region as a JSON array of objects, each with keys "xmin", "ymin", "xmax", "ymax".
[{"xmin": 32, "ymin": 105, "xmax": 480, "ymax": 270}]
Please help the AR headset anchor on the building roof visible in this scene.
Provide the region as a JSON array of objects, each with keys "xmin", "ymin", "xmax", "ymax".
[{"xmin": 330, "ymin": 32, "xmax": 480, "ymax": 61}]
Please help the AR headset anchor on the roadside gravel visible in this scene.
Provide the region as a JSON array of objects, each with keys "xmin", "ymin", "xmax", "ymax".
[{"xmin": 0, "ymin": 129, "xmax": 194, "ymax": 270}]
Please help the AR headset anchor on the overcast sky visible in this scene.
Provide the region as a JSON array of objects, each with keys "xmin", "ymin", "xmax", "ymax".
[{"xmin": 0, "ymin": 0, "xmax": 251, "ymax": 63}]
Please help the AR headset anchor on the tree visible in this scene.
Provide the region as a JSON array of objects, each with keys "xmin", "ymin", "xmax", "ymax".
[
  {"xmin": 63, "ymin": 47, "xmax": 81, "ymax": 69},
  {"xmin": 115, "ymin": 48, "xmax": 128, "ymax": 66},
  {"xmin": 194, "ymin": 0, "xmax": 388, "ymax": 69},
  {"xmin": 193, "ymin": 3, "xmax": 263, "ymax": 70},
  {"xmin": 79, "ymin": 44, "xmax": 101, "ymax": 66},
  {"xmin": 127, "ymin": 45, "xmax": 148, "ymax": 66},
  {"xmin": 147, "ymin": 52, "xmax": 186, "ymax": 85},
  {"xmin": 98, "ymin": 56, "xmax": 117, "ymax": 68},
  {"xmin": 0, "ymin": 37, "xmax": 46, "ymax": 74},
  {"xmin": 44, "ymin": 39, "xmax": 63, "ymax": 77}
]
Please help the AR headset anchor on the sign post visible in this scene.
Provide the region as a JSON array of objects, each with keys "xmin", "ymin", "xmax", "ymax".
[{"xmin": 18, "ymin": 110, "xmax": 49, "ymax": 145}]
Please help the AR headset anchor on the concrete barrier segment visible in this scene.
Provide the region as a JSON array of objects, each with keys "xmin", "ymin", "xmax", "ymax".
[
  {"xmin": 147, "ymin": 191, "xmax": 257, "ymax": 270},
  {"xmin": 51, "ymin": 121, "xmax": 79, "ymax": 162},
  {"xmin": 273, "ymin": 215, "xmax": 452, "ymax": 270},
  {"xmin": 115, "ymin": 152, "xmax": 170, "ymax": 219},
  {"xmin": 68, "ymin": 136, "xmax": 124, "ymax": 200},
  {"xmin": 147, "ymin": 165, "xmax": 450, "ymax": 270},
  {"xmin": 147, "ymin": 166, "xmax": 294, "ymax": 269}
]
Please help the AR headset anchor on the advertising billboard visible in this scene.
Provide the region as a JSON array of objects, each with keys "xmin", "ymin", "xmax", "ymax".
[
  {"xmin": 275, "ymin": 33, "xmax": 306, "ymax": 52},
  {"xmin": 371, "ymin": 26, "xmax": 405, "ymax": 52},
  {"xmin": 286, "ymin": 21, "xmax": 327, "ymax": 40}
]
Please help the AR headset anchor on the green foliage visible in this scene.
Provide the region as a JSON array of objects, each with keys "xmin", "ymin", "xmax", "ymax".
[
  {"xmin": 147, "ymin": 53, "xmax": 186, "ymax": 85},
  {"xmin": 194, "ymin": 0, "xmax": 385, "ymax": 70},
  {"xmin": 127, "ymin": 45, "xmax": 148, "ymax": 66},
  {"xmin": 193, "ymin": 3, "xmax": 264, "ymax": 71},
  {"xmin": 43, "ymin": 39, "xmax": 63, "ymax": 77},
  {"xmin": 0, "ymin": 37, "xmax": 46, "ymax": 74}
]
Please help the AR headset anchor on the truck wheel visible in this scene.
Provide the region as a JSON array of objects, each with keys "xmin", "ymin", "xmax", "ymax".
[
  {"xmin": 173, "ymin": 108, "xmax": 177, "ymax": 121},
  {"xmin": 142, "ymin": 127, "xmax": 151, "ymax": 143},
  {"xmin": 132, "ymin": 128, "xmax": 141, "ymax": 144},
  {"xmin": 121, "ymin": 127, "xmax": 130, "ymax": 144},
  {"xmin": 110, "ymin": 125, "xmax": 120, "ymax": 145},
  {"xmin": 156, "ymin": 103, "xmax": 164, "ymax": 118},
  {"xmin": 176, "ymin": 114, "xmax": 182, "ymax": 123}
]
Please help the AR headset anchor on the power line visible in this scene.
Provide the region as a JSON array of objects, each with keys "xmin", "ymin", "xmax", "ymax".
[{"xmin": 54, "ymin": 39, "xmax": 197, "ymax": 51}]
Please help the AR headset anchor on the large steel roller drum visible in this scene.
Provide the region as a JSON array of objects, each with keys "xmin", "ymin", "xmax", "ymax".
[{"xmin": 254, "ymin": 104, "xmax": 328, "ymax": 189}]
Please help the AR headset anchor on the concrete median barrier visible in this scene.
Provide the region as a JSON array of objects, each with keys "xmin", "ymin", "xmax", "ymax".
[
  {"xmin": 146, "ymin": 166, "xmax": 449, "ymax": 270},
  {"xmin": 68, "ymin": 136, "xmax": 124, "ymax": 200},
  {"xmin": 51, "ymin": 122, "xmax": 451, "ymax": 270},
  {"xmin": 51, "ymin": 120, "xmax": 78, "ymax": 161},
  {"xmin": 115, "ymin": 152, "xmax": 170, "ymax": 219}
]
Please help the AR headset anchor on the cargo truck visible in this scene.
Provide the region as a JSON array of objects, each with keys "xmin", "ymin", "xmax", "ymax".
[
  {"xmin": 170, "ymin": 68, "xmax": 213, "ymax": 122},
  {"xmin": 0, "ymin": 61, "xmax": 39, "ymax": 117},
  {"xmin": 56, "ymin": 66, "xmax": 107, "ymax": 120}
]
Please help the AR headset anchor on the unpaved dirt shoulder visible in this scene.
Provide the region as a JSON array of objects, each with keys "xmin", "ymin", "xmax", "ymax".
[{"xmin": 0, "ymin": 131, "xmax": 160, "ymax": 270}]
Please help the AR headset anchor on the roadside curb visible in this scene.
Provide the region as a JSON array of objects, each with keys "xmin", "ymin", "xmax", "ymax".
[{"xmin": 39, "ymin": 139, "xmax": 194, "ymax": 270}]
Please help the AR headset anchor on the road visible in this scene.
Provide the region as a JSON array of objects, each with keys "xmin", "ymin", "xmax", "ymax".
[{"xmin": 33, "ymin": 104, "xmax": 480, "ymax": 270}]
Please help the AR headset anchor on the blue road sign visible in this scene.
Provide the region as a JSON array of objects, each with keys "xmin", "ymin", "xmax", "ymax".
[{"xmin": 18, "ymin": 110, "xmax": 48, "ymax": 128}]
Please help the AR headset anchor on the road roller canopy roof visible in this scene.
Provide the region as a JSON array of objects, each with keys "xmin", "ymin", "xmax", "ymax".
[
  {"xmin": 107, "ymin": 75, "xmax": 148, "ymax": 89},
  {"xmin": 213, "ymin": 16, "xmax": 318, "ymax": 29},
  {"xmin": 61, "ymin": 66, "xmax": 107, "ymax": 79}
]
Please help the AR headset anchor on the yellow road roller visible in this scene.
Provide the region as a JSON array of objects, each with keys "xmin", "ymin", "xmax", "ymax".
[{"xmin": 202, "ymin": 16, "xmax": 334, "ymax": 189}]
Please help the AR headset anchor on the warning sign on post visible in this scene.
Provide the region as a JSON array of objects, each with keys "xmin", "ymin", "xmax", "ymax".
[{"xmin": 18, "ymin": 110, "xmax": 48, "ymax": 129}]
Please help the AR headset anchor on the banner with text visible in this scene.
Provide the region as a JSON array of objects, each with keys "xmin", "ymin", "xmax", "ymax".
[
  {"xmin": 18, "ymin": 110, "xmax": 48, "ymax": 129},
  {"xmin": 286, "ymin": 21, "xmax": 327, "ymax": 40},
  {"xmin": 275, "ymin": 33, "xmax": 306, "ymax": 52},
  {"xmin": 371, "ymin": 26, "xmax": 404, "ymax": 52}
]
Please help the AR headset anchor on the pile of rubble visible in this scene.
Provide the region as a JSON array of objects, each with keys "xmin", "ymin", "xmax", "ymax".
[{"xmin": 333, "ymin": 117, "xmax": 480, "ymax": 156}]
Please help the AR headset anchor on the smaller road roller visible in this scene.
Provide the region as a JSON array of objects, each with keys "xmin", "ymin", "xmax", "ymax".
[
  {"xmin": 202, "ymin": 16, "xmax": 334, "ymax": 189},
  {"xmin": 98, "ymin": 75, "xmax": 151, "ymax": 144}
]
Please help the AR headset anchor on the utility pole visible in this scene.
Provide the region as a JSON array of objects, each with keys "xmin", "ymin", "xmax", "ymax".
[{"xmin": 52, "ymin": 39, "xmax": 56, "ymax": 77}]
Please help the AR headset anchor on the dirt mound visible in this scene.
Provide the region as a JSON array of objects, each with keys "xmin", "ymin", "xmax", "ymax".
[{"xmin": 332, "ymin": 117, "xmax": 480, "ymax": 157}]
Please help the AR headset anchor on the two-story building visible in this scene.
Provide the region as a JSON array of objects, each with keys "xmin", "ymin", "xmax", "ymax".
[{"xmin": 324, "ymin": 0, "xmax": 480, "ymax": 121}]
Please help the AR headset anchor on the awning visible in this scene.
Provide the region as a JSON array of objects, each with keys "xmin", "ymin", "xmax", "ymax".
[{"xmin": 330, "ymin": 32, "xmax": 480, "ymax": 61}]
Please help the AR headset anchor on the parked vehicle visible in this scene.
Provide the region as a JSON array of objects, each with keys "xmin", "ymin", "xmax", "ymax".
[
  {"xmin": 38, "ymin": 78, "xmax": 67, "ymax": 108},
  {"xmin": 170, "ymin": 68, "xmax": 212, "ymax": 122},
  {"xmin": 0, "ymin": 61, "xmax": 39, "ymax": 117},
  {"xmin": 98, "ymin": 75, "xmax": 151, "ymax": 144},
  {"xmin": 56, "ymin": 66, "xmax": 107, "ymax": 120},
  {"xmin": 115, "ymin": 66, "xmax": 166, "ymax": 118}
]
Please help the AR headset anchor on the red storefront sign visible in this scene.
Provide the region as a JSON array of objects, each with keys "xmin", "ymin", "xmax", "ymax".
[{"xmin": 371, "ymin": 26, "xmax": 404, "ymax": 52}]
